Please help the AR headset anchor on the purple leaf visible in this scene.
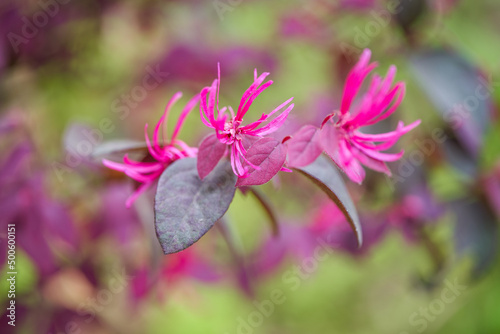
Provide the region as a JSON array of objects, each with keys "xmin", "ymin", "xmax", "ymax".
[
  {"xmin": 92, "ymin": 140, "xmax": 148, "ymax": 158},
  {"xmin": 235, "ymin": 137, "xmax": 286, "ymax": 187},
  {"xmin": 155, "ymin": 158, "xmax": 237, "ymax": 254},
  {"xmin": 294, "ymin": 155, "xmax": 363, "ymax": 246},
  {"xmin": 197, "ymin": 133, "xmax": 227, "ymax": 180},
  {"xmin": 410, "ymin": 48, "xmax": 493, "ymax": 158},
  {"xmin": 393, "ymin": 0, "xmax": 427, "ymax": 34},
  {"xmin": 287, "ymin": 125, "xmax": 322, "ymax": 168},
  {"xmin": 451, "ymin": 198, "xmax": 498, "ymax": 278}
]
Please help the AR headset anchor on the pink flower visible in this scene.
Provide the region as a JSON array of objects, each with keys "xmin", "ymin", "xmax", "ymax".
[
  {"xmin": 198, "ymin": 64, "xmax": 294, "ymax": 180},
  {"xmin": 320, "ymin": 49, "xmax": 421, "ymax": 183},
  {"xmin": 103, "ymin": 92, "xmax": 199, "ymax": 207}
]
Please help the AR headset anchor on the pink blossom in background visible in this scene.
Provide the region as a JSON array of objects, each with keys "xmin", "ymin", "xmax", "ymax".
[
  {"xmin": 103, "ymin": 92, "xmax": 199, "ymax": 207},
  {"xmin": 387, "ymin": 186, "xmax": 443, "ymax": 242},
  {"xmin": 198, "ymin": 64, "xmax": 294, "ymax": 181},
  {"xmin": 310, "ymin": 201, "xmax": 388, "ymax": 256},
  {"xmin": 320, "ymin": 49, "xmax": 421, "ymax": 183}
]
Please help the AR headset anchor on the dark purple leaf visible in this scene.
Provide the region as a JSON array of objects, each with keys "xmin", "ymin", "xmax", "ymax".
[
  {"xmin": 236, "ymin": 138, "xmax": 286, "ymax": 187},
  {"xmin": 451, "ymin": 198, "xmax": 498, "ymax": 278},
  {"xmin": 393, "ymin": 0, "xmax": 428, "ymax": 34},
  {"xmin": 197, "ymin": 134, "xmax": 227, "ymax": 180},
  {"xmin": 410, "ymin": 48, "xmax": 493, "ymax": 158},
  {"xmin": 440, "ymin": 135, "xmax": 478, "ymax": 177},
  {"xmin": 155, "ymin": 158, "xmax": 237, "ymax": 254},
  {"xmin": 287, "ymin": 125, "xmax": 322, "ymax": 168},
  {"xmin": 295, "ymin": 155, "xmax": 363, "ymax": 246}
]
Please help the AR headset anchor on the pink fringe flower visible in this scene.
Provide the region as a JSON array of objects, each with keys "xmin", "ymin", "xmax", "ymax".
[
  {"xmin": 103, "ymin": 92, "xmax": 199, "ymax": 207},
  {"xmin": 198, "ymin": 64, "xmax": 294, "ymax": 179},
  {"xmin": 321, "ymin": 49, "xmax": 421, "ymax": 183}
]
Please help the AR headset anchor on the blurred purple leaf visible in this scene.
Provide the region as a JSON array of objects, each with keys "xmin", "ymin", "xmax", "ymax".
[
  {"xmin": 393, "ymin": 0, "xmax": 428, "ymax": 34},
  {"xmin": 451, "ymin": 198, "xmax": 498, "ymax": 278},
  {"xmin": 484, "ymin": 170, "xmax": 500, "ymax": 218},
  {"xmin": 91, "ymin": 140, "xmax": 148, "ymax": 158},
  {"xmin": 312, "ymin": 203, "xmax": 387, "ymax": 256},
  {"xmin": 410, "ymin": 48, "xmax": 493, "ymax": 158},
  {"xmin": 440, "ymin": 134, "xmax": 478, "ymax": 177},
  {"xmin": 158, "ymin": 44, "xmax": 276, "ymax": 85},
  {"xmin": 155, "ymin": 158, "xmax": 237, "ymax": 254}
]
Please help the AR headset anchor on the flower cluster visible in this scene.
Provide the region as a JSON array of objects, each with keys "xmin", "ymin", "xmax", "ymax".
[
  {"xmin": 320, "ymin": 49, "xmax": 420, "ymax": 183},
  {"xmin": 103, "ymin": 92, "xmax": 199, "ymax": 207},
  {"xmin": 103, "ymin": 49, "xmax": 419, "ymax": 206},
  {"xmin": 287, "ymin": 49, "xmax": 420, "ymax": 184},
  {"xmin": 197, "ymin": 64, "xmax": 294, "ymax": 181}
]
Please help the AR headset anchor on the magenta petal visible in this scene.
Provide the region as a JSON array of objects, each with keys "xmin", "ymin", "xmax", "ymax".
[
  {"xmin": 247, "ymin": 102, "xmax": 294, "ymax": 137},
  {"xmin": 332, "ymin": 140, "xmax": 365, "ymax": 184},
  {"xmin": 287, "ymin": 125, "xmax": 322, "ymax": 168},
  {"xmin": 125, "ymin": 182, "xmax": 151, "ymax": 208},
  {"xmin": 362, "ymin": 148, "xmax": 404, "ymax": 162},
  {"xmin": 171, "ymin": 93, "xmax": 200, "ymax": 142},
  {"xmin": 235, "ymin": 137, "xmax": 287, "ymax": 187},
  {"xmin": 319, "ymin": 122, "xmax": 339, "ymax": 160},
  {"xmin": 197, "ymin": 134, "xmax": 227, "ymax": 180},
  {"xmin": 350, "ymin": 147, "xmax": 391, "ymax": 175},
  {"xmin": 354, "ymin": 120, "xmax": 421, "ymax": 142}
]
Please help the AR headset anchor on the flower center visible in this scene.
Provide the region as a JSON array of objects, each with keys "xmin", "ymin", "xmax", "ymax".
[{"xmin": 221, "ymin": 118, "xmax": 242, "ymax": 144}]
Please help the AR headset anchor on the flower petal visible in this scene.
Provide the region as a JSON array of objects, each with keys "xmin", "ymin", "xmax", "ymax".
[{"xmin": 197, "ymin": 134, "xmax": 227, "ymax": 180}]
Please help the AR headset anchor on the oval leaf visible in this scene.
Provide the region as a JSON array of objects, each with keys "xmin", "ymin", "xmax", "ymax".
[
  {"xmin": 295, "ymin": 155, "xmax": 363, "ymax": 246},
  {"xmin": 236, "ymin": 137, "xmax": 286, "ymax": 187},
  {"xmin": 410, "ymin": 48, "xmax": 492, "ymax": 158},
  {"xmin": 197, "ymin": 133, "xmax": 227, "ymax": 180},
  {"xmin": 155, "ymin": 158, "xmax": 237, "ymax": 254},
  {"xmin": 287, "ymin": 125, "xmax": 322, "ymax": 168},
  {"xmin": 451, "ymin": 198, "xmax": 498, "ymax": 278},
  {"xmin": 92, "ymin": 140, "xmax": 148, "ymax": 158}
]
